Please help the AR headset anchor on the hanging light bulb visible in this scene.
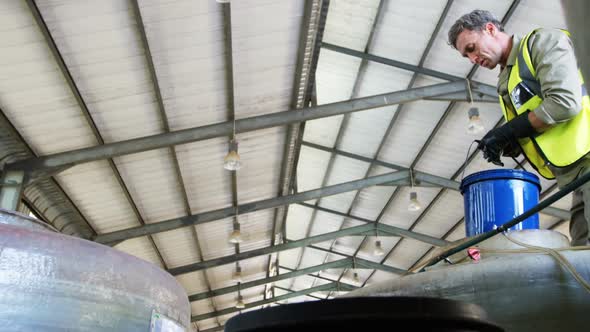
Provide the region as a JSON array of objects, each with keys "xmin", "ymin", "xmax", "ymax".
[
  {"xmin": 229, "ymin": 222, "xmax": 243, "ymax": 244},
  {"xmin": 373, "ymin": 240, "xmax": 385, "ymax": 256},
  {"xmin": 467, "ymin": 107, "xmax": 485, "ymax": 135},
  {"xmin": 353, "ymin": 271, "xmax": 361, "ymax": 284},
  {"xmin": 236, "ymin": 294, "xmax": 246, "ymax": 309},
  {"xmin": 232, "ymin": 265, "xmax": 243, "ymax": 283},
  {"xmin": 224, "ymin": 139, "xmax": 241, "ymax": 171},
  {"xmin": 408, "ymin": 191, "xmax": 422, "ymax": 212}
]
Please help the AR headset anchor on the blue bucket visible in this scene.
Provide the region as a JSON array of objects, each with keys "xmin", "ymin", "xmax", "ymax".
[{"xmin": 460, "ymin": 169, "xmax": 541, "ymax": 237}]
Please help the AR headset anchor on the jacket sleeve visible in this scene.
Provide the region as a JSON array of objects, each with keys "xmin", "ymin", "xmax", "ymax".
[{"xmin": 529, "ymin": 28, "xmax": 582, "ymax": 124}]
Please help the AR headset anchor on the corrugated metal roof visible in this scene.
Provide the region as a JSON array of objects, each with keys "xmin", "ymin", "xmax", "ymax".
[{"xmin": 0, "ymin": 1, "xmax": 580, "ymax": 330}]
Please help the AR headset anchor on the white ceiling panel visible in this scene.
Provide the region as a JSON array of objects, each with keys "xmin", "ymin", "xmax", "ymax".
[
  {"xmin": 278, "ymin": 247, "xmax": 305, "ymax": 270},
  {"xmin": 323, "ymin": 0, "xmax": 379, "ymax": 50},
  {"xmin": 296, "ymin": 145, "xmax": 332, "ymax": 202},
  {"xmin": 380, "ymin": 186, "xmax": 441, "ymax": 230},
  {"xmin": 176, "ymin": 138, "xmax": 233, "ymax": 213},
  {"xmin": 152, "ymin": 228, "xmax": 201, "ymax": 269},
  {"xmin": 422, "ymin": 0, "xmax": 513, "ymax": 78},
  {"xmin": 350, "ymin": 180, "xmax": 396, "ymax": 221},
  {"xmin": 385, "ymin": 238, "xmax": 431, "ymax": 270},
  {"xmin": 176, "ymin": 271, "xmax": 209, "ymax": 296},
  {"xmin": 0, "ymin": 1, "xmax": 96, "ymax": 155},
  {"xmin": 285, "ymin": 204, "xmax": 314, "ymax": 241},
  {"xmin": 114, "ymin": 236, "xmax": 163, "ymax": 267},
  {"xmin": 412, "ymin": 189, "xmax": 464, "ymax": 238},
  {"xmin": 113, "ymin": 149, "xmax": 186, "ymax": 222},
  {"xmin": 336, "ymin": 106, "xmax": 398, "ymax": 158},
  {"xmin": 316, "ymin": 155, "xmax": 370, "ymax": 212},
  {"xmin": 139, "ymin": 0, "xmax": 227, "ymax": 131},
  {"xmin": 232, "ymin": 0, "xmax": 304, "ymax": 119},
  {"xmin": 307, "ymin": 209, "xmax": 346, "ymax": 237},
  {"xmin": 56, "ymin": 161, "xmax": 138, "ymax": 233},
  {"xmin": 236, "ymin": 127, "xmax": 285, "ymax": 204},
  {"xmin": 38, "ymin": 0, "xmax": 163, "ymax": 141},
  {"xmin": 236, "ymin": 209, "xmax": 273, "ymax": 253},
  {"xmin": 377, "ymin": 99, "xmax": 449, "ymax": 168},
  {"xmin": 371, "ymin": 0, "xmax": 448, "ymax": 65},
  {"xmin": 194, "ymin": 216, "xmax": 238, "ymax": 261}
]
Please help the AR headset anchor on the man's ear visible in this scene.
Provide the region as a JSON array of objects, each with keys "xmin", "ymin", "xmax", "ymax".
[{"xmin": 485, "ymin": 22, "xmax": 496, "ymax": 36}]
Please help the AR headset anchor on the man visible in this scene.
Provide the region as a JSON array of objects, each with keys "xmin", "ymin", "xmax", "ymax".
[{"xmin": 448, "ymin": 9, "xmax": 590, "ymax": 246}]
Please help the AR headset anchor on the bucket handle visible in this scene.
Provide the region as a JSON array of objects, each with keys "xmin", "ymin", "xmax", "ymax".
[{"xmin": 460, "ymin": 140, "xmax": 481, "ymax": 181}]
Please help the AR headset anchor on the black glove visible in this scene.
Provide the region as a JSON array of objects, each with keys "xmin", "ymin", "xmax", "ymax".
[
  {"xmin": 478, "ymin": 112, "xmax": 536, "ymax": 166},
  {"xmin": 502, "ymin": 140, "xmax": 522, "ymax": 158}
]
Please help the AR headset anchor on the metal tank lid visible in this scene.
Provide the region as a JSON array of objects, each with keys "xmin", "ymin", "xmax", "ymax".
[{"xmin": 460, "ymin": 169, "xmax": 541, "ymax": 193}]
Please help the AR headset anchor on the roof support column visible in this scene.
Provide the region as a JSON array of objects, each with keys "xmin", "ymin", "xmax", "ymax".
[{"xmin": 0, "ymin": 170, "xmax": 25, "ymax": 211}]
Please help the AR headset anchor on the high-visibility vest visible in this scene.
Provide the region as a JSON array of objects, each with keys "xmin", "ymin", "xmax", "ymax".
[{"xmin": 499, "ymin": 29, "xmax": 590, "ymax": 179}]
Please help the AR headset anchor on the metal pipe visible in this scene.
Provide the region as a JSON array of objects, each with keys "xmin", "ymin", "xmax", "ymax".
[{"xmin": 421, "ymin": 170, "xmax": 590, "ymax": 270}]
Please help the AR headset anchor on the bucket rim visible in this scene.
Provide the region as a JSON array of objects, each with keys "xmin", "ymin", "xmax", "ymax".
[{"xmin": 460, "ymin": 169, "xmax": 541, "ymax": 193}]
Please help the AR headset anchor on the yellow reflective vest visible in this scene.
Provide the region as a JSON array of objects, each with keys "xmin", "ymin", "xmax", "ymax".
[{"xmin": 499, "ymin": 29, "xmax": 590, "ymax": 179}]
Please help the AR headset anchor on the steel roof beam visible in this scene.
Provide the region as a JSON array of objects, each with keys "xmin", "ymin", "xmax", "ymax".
[
  {"xmin": 191, "ymin": 282, "xmax": 351, "ymax": 322},
  {"xmin": 271, "ymin": 0, "xmax": 328, "ymax": 301},
  {"xmin": 7, "ymin": 81, "xmax": 467, "ymax": 177},
  {"xmin": 188, "ymin": 259, "xmax": 351, "ymax": 302},
  {"xmin": 167, "ymin": 223, "xmax": 407, "ymax": 276},
  {"xmin": 321, "ymin": 42, "xmax": 498, "ymax": 98},
  {"xmin": 300, "ymin": 141, "xmax": 569, "ymax": 220},
  {"xmin": 94, "ymin": 170, "xmax": 410, "ymax": 244},
  {"xmin": 131, "ymin": 0, "xmax": 225, "ymax": 320},
  {"xmin": 273, "ymin": 286, "xmax": 326, "ymax": 301},
  {"xmin": 297, "ymin": 202, "xmax": 449, "ymax": 246}
]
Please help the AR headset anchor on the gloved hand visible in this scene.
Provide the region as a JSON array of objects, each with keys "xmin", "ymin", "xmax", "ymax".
[
  {"xmin": 502, "ymin": 140, "xmax": 522, "ymax": 158},
  {"xmin": 478, "ymin": 111, "xmax": 536, "ymax": 166}
]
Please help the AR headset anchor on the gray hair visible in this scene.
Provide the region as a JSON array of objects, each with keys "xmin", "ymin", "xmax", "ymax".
[{"xmin": 448, "ymin": 9, "xmax": 504, "ymax": 49}]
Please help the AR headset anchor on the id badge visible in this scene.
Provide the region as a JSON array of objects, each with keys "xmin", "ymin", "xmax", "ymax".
[{"xmin": 510, "ymin": 82, "xmax": 535, "ymax": 109}]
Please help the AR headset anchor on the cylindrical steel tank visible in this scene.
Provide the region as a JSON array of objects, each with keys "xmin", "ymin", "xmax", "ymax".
[
  {"xmin": 342, "ymin": 230, "xmax": 590, "ymax": 331},
  {"xmin": 224, "ymin": 296, "xmax": 503, "ymax": 331},
  {"xmin": 460, "ymin": 169, "xmax": 541, "ymax": 236},
  {"xmin": 0, "ymin": 208, "xmax": 190, "ymax": 331}
]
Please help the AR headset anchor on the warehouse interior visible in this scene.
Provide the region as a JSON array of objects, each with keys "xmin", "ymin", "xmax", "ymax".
[{"xmin": 0, "ymin": 0, "xmax": 586, "ymax": 331}]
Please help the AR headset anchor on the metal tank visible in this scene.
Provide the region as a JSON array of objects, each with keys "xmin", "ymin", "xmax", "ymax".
[
  {"xmin": 0, "ymin": 208, "xmax": 190, "ymax": 331},
  {"xmin": 342, "ymin": 169, "xmax": 590, "ymax": 332}
]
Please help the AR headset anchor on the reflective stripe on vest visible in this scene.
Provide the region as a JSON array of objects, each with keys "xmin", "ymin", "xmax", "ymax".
[{"xmin": 499, "ymin": 29, "xmax": 590, "ymax": 180}]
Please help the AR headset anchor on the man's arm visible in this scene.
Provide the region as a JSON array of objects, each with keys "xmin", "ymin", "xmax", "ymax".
[{"xmin": 529, "ymin": 28, "xmax": 583, "ymax": 129}]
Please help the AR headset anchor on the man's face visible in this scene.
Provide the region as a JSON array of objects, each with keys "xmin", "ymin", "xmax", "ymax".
[{"xmin": 455, "ymin": 23, "xmax": 503, "ymax": 70}]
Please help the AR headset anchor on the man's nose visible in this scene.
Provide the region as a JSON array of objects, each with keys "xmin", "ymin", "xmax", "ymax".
[{"xmin": 468, "ymin": 54, "xmax": 478, "ymax": 64}]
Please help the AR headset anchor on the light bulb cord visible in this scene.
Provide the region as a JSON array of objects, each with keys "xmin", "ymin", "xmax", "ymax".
[{"xmin": 466, "ymin": 78, "xmax": 474, "ymax": 105}]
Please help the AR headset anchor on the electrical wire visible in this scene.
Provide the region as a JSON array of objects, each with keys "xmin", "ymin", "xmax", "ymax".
[{"xmin": 460, "ymin": 140, "xmax": 480, "ymax": 181}]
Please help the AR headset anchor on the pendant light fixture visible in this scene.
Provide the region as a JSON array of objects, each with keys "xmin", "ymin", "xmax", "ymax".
[
  {"xmin": 408, "ymin": 169, "xmax": 422, "ymax": 212},
  {"xmin": 236, "ymin": 283, "xmax": 246, "ymax": 309},
  {"xmin": 466, "ymin": 79, "xmax": 485, "ymax": 135},
  {"xmin": 229, "ymin": 207, "xmax": 243, "ymax": 243},
  {"xmin": 352, "ymin": 257, "xmax": 361, "ymax": 284},
  {"xmin": 229, "ymin": 222, "xmax": 243, "ymax": 243},
  {"xmin": 224, "ymin": 120, "xmax": 241, "ymax": 171},
  {"xmin": 232, "ymin": 263, "xmax": 243, "ymax": 283},
  {"xmin": 373, "ymin": 239, "xmax": 385, "ymax": 256}
]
